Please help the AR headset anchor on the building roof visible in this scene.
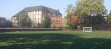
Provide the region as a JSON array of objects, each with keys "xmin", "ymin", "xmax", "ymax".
[
  {"xmin": 23, "ymin": 6, "xmax": 62, "ymax": 15},
  {"xmin": 12, "ymin": 6, "xmax": 62, "ymax": 17},
  {"xmin": 24, "ymin": 6, "xmax": 43, "ymax": 11}
]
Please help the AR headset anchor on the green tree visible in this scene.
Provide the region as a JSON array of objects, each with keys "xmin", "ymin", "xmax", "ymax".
[
  {"xmin": 0, "ymin": 17, "xmax": 6, "ymax": 21},
  {"xmin": 107, "ymin": 10, "xmax": 111, "ymax": 28},
  {"xmin": 3, "ymin": 20, "xmax": 13, "ymax": 28},
  {"xmin": 108, "ymin": 10, "xmax": 111, "ymax": 23},
  {"xmin": 0, "ymin": 17, "xmax": 13, "ymax": 28},
  {"xmin": 20, "ymin": 17, "xmax": 32, "ymax": 28},
  {"xmin": 65, "ymin": 4, "xmax": 75, "ymax": 15},
  {"xmin": 43, "ymin": 14, "xmax": 51, "ymax": 28},
  {"xmin": 76, "ymin": 0, "xmax": 107, "ymax": 18},
  {"xmin": 75, "ymin": 0, "xmax": 107, "ymax": 30},
  {"xmin": 109, "ymin": 11, "xmax": 111, "ymax": 16},
  {"xmin": 16, "ymin": 11, "xmax": 32, "ymax": 28}
]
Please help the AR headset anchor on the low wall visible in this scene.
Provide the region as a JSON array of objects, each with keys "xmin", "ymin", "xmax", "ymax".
[{"xmin": 0, "ymin": 28, "xmax": 62, "ymax": 32}]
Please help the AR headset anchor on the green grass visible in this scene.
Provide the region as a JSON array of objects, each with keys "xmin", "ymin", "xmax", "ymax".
[{"xmin": 0, "ymin": 31, "xmax": 111, "ymax": 49}]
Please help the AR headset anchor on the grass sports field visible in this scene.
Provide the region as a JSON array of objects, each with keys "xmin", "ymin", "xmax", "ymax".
[{"xmin": 0, "ymin": 31, "xmax": 111, "ymax": 49}]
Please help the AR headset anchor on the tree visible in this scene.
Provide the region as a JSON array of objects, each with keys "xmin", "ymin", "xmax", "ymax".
[
  {"xmin": 0, "ymin": 17, "xmax": 6, "ymax": 28},
  {"xmin": 20, "ymin": 17, "xmax": 32, "ymax": 28},
  {"xmin": 65, "ymin": 4, "xmax": 74, "ymax": 26},
  {"xmin": 3, "ymin": 20, "xmax": 13, "ymax": 28},
  {"xmin": 75, "ymin": 0, "xmax": 107, "ymax": 29},
  {"xmin": 65, "ymin": 4, "xmax": 77, "ymax": 29},
  {"xmin": 0, "ymin": 17, "xmax": 13, "ymax": 28},
  {"xmin": 16, "ymin": 11, "xmax": 32, "ymax": 28},
  {"xmin": 107, "ymin": 10, "xmax": 111, "ymax": 28},
  {"xmin": 108, "ymin": 10, "xmax": 111, "ymax": 23},
  {"xmin": 0, "ymin": 17, "xmax": 6, "ymax": 21},
  {"xmin": 65, "ymin": 4, "xmax": 75, "ymax": 15},
  {"xmin": 76, "ymin": 0, "xmax": 107, "ymax": 18},
  {"xmin": 109, "ymin": 10, "xmax": 111, "ymax": 16},
  {"xmin": 43, "ymin": 14, "xmax": 51, "ymax": 28}
]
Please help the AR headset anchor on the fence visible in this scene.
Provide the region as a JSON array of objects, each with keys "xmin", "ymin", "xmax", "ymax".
[{"xmin": 0, "ymin": 28, "xmax": 62, "ymax": 32}]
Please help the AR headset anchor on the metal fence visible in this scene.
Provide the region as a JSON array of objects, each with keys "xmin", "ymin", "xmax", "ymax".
[{"xmin": 0, "ymin": 28, "xmax": 62, "ymax": 32}]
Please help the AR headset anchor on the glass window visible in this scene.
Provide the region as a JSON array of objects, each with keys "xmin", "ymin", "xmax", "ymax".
[
  {"xmin": 59, "ymin": 20, "xmax": 61, "ymax": 22},
  {"xmin": 56, "ymin": 20, "xmax": 58, "ymax": 22},
  {"xmin": 33, "ymin": 11, "xmax": 35, "ymax": 14},
  {"xmin": 62, "ymin": 20, "xmax": 65, "ymax": 22},
  {"xmin": 52, "ymin": 20, "xmax": 54, "ymax": 22},
  {"xmin": 36, "ymin": 11, "xmax": 38, "ymax": 14},
  {"xmin": 42, "ymin": 15, "xmax": 44, "ymax": 18}
]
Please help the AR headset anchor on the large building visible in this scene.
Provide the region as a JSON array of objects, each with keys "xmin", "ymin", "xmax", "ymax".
[{"xmin": 11, "ymin": 6, "xmax": 62, "ymax": 27}]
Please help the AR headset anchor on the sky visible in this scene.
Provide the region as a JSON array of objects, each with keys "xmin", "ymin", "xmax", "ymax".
[{"xmin": 0, "ymin": 0, "xmax": 111, "ymax": 20}]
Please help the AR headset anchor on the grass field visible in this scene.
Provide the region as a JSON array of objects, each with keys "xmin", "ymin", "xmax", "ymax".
[{"xmin": 0, "ymin": 31, "xmax": 111, "ymax": 49}]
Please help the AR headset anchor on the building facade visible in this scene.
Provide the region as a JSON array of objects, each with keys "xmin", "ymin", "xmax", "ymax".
[
  {"xmin": 50, "ymin": 18, "xmax": 67, "ymax": 28},
  {"xmin": 11, "ymin": 6, "xmax": 62, "ymax": 27},
  {"xmin": 41, "ymin": 17, "xmax": 67, "ymax": 28},
  {"xmin": 11, "ymin": 16, "xmax": 18, "ymax": 27}
]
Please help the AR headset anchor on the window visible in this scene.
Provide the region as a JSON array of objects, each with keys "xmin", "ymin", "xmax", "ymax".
[
  {"xmin": 36, "ymin": 20, "xmax": 38, "ymax": 23},
  {"xmin": 59, "ymin": 20, "xmax": 61, "ymax": 22},
  {"xmin": 62, "ymin": 20, "xmax": 65, "ymax": 22},
  {"xmin": 33, "ymin": 11, "xmax": 35, "ymax": 14},
  {"xmin": 28, "ymin": 11, "xmax": 31, "ymax": 15},
  {"xmin": 53, "ymin": 16, "xmax": 55, "ymax": 17},
  {"xmin": 39, "ymin": 11, "xmax": 42, "ymax": 14},
  {"xmin": 31, "ymin": 11, "xmax": 33, "ymax": 14},
  {"xmin": 56, "ymin": 20, "xmax": 58, "ymax": 22},
  {"xmin": 38, "ymin": 15, "xmax": 41, "ymax": 19},
  {"xmin": 42, "ymin": 15, "xmax": 44, "ymax": 18},
  {"xmin": 36, "ymin": 11, "xmax": 38, "ymax": 14},
  {"xmin": 35, "ymin": 16, "xmax": 36, "ymax": 19},
  {"xmin": 52, "ymin": 20, "xmax": 54, "ymax": 22},
  {"xmin": 14, "ymin": 17, "xmax": 16, "ymax": 19},
  {"xmin": 36, "ymin": 15, "xmax": 37, "ymax": 18}
]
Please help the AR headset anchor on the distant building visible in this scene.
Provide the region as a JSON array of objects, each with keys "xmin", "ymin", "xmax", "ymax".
[
  {"xmin": 50, "ymin": 18, "xmax": 67, "ymax": 28},
  {"xmin": 41, "ymin": 18, "xmax": 67, "ymax": 28},
  {"xmin": 11, "ymin": 6, "xmax": 62, "ymax": 27}
]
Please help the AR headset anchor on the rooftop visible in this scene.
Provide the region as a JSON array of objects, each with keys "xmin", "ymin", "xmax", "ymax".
[{"xmin": 23, "ymin": 6, "xmax": 62, "ymax": 15}]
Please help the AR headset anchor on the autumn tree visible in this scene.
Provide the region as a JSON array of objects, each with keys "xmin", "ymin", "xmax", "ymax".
[{"xmin": 65, "ymin": 4, "xmax": 77, "ymax": 29}]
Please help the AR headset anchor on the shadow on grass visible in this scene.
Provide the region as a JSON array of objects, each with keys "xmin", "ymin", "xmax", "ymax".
[{"xmin": 0, "ymin": 33, "xmax": 111, "ymax": 49}]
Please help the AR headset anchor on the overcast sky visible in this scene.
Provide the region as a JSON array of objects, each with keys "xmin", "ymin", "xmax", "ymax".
[{"xmin": 0, "ymin": 0, "xmax": 111, "ymax": 20}]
